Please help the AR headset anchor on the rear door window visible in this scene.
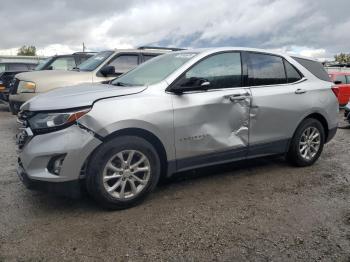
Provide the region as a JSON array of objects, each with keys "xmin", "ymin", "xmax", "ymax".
[
  {"xmin": 108, "ymin": 55, "xmax": 139, "ymax": 74},
  {"xmin": 292, "ymin": 57, "xmax": 330, "ymax": 82},
  {"xmin": 247, "ymin": 52, "xmax": 287, "ymax": 86}
]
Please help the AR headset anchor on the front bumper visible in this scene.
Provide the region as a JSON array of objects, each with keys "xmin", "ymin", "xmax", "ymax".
[
  {"xmin": 17, "ymin": 162, "xmax": 82, "ymax": 198},
  {"xmin": 17, "ymin": 124, "xmax": 102, "ymax": 185}
]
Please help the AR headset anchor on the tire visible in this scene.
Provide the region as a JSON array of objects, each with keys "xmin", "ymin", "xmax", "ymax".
[
  {"xmin": 287, "ymin": 118, "xmax": 325, "ymax": 167},
  {"xmin": 86, "ymin": 136, "xmax": 161, "ymax": 210}
]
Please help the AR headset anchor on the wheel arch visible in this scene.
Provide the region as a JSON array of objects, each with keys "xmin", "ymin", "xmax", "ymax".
[
  {"xmin": 86, "ymin": 128, "xmax": 170, "ymax": 179},
  {"xmin": 295, "ymin": 112, "xmax": 329, "ymax": 142}
]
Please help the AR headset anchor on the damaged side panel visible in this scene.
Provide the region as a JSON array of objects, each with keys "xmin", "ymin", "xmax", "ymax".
[{"xmin": 172, "ymin": 88, "xmax": 251, "ymax": 164}]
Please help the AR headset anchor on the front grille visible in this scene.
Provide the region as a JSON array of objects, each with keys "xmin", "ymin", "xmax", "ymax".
[{"xmin": 10, "ymin": 78, "xmax": 20, "ymax": 94}]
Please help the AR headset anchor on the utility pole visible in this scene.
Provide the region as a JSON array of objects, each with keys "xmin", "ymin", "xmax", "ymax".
[{"xmin": 83, "ymin": 42, "xmax": 86, "ymax": 52}]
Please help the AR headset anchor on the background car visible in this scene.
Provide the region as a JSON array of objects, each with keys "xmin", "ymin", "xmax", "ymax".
[
  {"xmin": 0, "ymin": 62, "xmax": 38, "ymax": 107},
  {"xmin": 344, "ymin": 102, "xmax": 350, "ymax": 124},
  {"xmin": 9, "ymin": 47, "xmax": 181, "ymax": 114},
  {"xmin": 35, "ymin": 52, "xmax": 96, "ymax": 71},
  {"xmin": 328, "ymin": 72, "xmax": 350, "ymax": 106},
  {"xmin": 4, "ymin": 52, "xmax": 95, "ymax": 112}
]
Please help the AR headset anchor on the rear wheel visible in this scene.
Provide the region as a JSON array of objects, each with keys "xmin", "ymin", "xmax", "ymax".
[
  {"xmin": 86, "ymin": 136, "xmax": 161, "ymax": 210},
  {"xmin": 287, "ymin": 118, "xmax": 325, "ymax": 167}
]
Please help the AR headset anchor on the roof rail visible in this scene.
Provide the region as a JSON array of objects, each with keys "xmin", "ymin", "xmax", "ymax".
[
  {"xmin": 138, "ymin": 46, "xmax": 185, "ymax": 51},
  {"xmin": 73, "ymin": 51, "xmax": 97, "ymax": 55}
]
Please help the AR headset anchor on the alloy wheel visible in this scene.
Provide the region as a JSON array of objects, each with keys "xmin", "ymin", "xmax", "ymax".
[
  {"xmin": 299, "ymin": 127, "xmax": 321, "ymax": 161},
  {"xmin": 102, "ymin": 150, "xmax": 151, "ymax": 200}
]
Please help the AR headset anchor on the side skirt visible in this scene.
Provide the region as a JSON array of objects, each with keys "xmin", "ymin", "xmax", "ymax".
[{"xmin": 168, "ymin": 139, "xmax": 290, "ymax": 176}]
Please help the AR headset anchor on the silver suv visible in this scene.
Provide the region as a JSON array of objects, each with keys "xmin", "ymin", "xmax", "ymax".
[{"xmin": 16, "ymin": 47, "xmax": 338, "ymax": 209}]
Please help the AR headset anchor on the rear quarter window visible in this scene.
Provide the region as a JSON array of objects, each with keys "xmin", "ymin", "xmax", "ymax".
[
  {"xmin": 247, "ymin": 52, "xmax": 287, "ymax": 86},
  {"xmin": 292, "ymin": 57, "xmax": 331, "ymax": 82}
]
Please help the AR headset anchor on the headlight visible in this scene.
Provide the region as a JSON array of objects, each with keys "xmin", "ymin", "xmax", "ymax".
[
  {"xmin": 0, "ymin": 81, "xmax": 5, "ymax": 91},
  {"xmin": 28, "ymin": 108, "xmax": 91, "ymax": 134},
  {"xmin": 18, "ymin": 81, "xmax": 36, "ymax": 93}
]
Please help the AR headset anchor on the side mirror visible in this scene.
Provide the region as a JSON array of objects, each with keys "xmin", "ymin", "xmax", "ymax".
[
  {"xmin": 334, "ymin": 80, "xmax": 342, "ymax": 85},
  {"xmin": 100, "ymin": 65, "xmax": 116, "ymax": 76},
  {"xmin": 171, "ymin": 77, "xmax": 211, "ymax": 94}
]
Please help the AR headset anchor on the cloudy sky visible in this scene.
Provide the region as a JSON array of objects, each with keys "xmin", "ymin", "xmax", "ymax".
[{"xmin": 1, "ymin": 0, "xmax": 349, "ymax": 60}]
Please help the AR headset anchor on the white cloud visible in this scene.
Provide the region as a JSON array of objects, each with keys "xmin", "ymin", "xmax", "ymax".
[
  {"xmin": 0, "ymin": 0, "xmax": 349, "ymax": 58},
  {"xmin": 299, "ymin": 48, "xmax": 326, "ymax": 59}
]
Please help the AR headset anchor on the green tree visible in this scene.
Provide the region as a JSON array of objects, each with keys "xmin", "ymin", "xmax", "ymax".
[
  {"xmin": 334, "ymin": 53, "xmax": 350, "ymax": 64},
  {"xmin": 17, "ymin": 45, "xmax": 36, "ymax": 56}
]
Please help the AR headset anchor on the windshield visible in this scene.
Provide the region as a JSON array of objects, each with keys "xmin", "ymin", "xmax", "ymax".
[
  {"xmin": 35, "ymin": 57, "xmax": 52, "ymax": 70},
  {"xmin": 78, "ymin": 51, "xmax": 114, "ymax": 72},
  {"xmin": 111, "ymin": 52, "xmax": 198, "ymax": 86}
]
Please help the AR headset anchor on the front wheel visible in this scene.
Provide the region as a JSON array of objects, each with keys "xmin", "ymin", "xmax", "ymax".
[
  {"xmin": 86, "ymin": 136, "xmax": 161, "ymax": 210},
  {"xmin": 287, "ymin": 118, "xmax": 325, "ymax": 167}
]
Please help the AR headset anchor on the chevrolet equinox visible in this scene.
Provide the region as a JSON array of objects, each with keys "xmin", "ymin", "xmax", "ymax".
[{"xmin": 16, "ymin": 47, "xmax": 338, "ymax": 209}]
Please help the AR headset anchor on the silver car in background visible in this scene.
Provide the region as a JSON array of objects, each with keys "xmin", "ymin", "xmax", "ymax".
[{"xmin": 16, "ymin": 47, "xmax": 338, "ymax": 209}]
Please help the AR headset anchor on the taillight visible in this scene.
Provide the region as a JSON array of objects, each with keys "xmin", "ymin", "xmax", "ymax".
[{"xmin": 331, "ymin": 85, "xmax": 339, "ymax": 98}]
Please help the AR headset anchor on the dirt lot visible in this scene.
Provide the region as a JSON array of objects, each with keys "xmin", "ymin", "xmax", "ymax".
[{"xmin": 0, "ymin": 105, "xmax": 349, "ymax": 261}]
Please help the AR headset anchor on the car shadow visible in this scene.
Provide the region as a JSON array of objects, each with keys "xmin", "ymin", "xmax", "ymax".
[{"xmin": 20, "ymin": 155, "xmax": 288, "ymax": 212}]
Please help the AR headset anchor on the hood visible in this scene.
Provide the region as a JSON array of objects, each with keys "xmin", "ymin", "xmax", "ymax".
[
  {"xmin": 15, "ymin": 70, "xmax": 93, "ymax": 92},
  {"xmin": 21, "ymin": 83, "xmax": 147, "ymax": 111}
]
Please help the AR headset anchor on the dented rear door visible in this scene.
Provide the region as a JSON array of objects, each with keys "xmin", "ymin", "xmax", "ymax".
[{"xmin": 170, "ymin": 52, "xmax": 251, "ymax": 171}]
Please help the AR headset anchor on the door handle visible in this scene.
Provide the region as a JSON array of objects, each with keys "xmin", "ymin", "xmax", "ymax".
[
  {"xmin": 295, "ymin": 88, "xmax": 307, "ymax": 94},
  {"xmin": 228, "ymin": 93, "xmax": 250, "ymax": 102}
]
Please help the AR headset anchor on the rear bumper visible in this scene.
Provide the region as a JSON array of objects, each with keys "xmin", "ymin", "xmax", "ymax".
[{"xmin": 17, "ymin": 161, "xmax": 82, "ymax": 198}]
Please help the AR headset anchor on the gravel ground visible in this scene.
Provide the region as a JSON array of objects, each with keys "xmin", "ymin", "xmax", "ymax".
[{"xmin": 0, "ymin": 104, "xmax": 349, "ymax": 261}]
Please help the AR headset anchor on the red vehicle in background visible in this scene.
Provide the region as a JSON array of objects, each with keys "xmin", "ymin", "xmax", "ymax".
[{"xmin": 328, "ymin": 72, "xmax": 350, "ymax": 106}]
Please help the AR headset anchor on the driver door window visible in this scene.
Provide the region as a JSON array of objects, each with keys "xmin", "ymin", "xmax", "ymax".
[
  {"xmin": 108, "ymin": 55, "xmax": 139, "ymax": 74},
  {"xmin": 181, "ymin": 52, "xmax": 242, "ymax": 90}
]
